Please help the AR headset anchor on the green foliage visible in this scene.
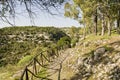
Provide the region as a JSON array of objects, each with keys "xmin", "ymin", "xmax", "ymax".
[
  {"xmin": 57, "ymin": 36, "xmax": 71, "ymax": 49},
  {"xmin": 1, "ymin": 26, "xmax": 67, "ymax": 41},
  {"xmin": 103, "ymin": 46, "xmax": 114, "ymax": 52},
  {"xmin": 47, "ymin": 43, "xmax": 58, "ymax": 56},
  {"xmin": 0, "ymin": 26, "xmax": 69, "ymax": 66},
  {"xmin": 0, "ymin": 41, "xmax": 36, "ymax": 66},
  {"xmin": 83, "ymin": 50, "xmax": 94, "ymax": 58},
  {"xmin": 71, "ymin": 38, "xmax": 79, "ymax": 47},
  {"xmin": 69, "ymin": 26, "xmax": 78, "ymax": 37},
  {"xmin": 64, "ymin": 2, "xmax": 80, "ymax": 20},
  {"xmin": 37, "ymin": 68, "xmax": 47, "ymax": 78},
  {"xmin": 17, "ymin": 55, "xmax": 34, "ymax": 66},
  {"xmin": 65, "ymin": 0, "xmax": 120, "ymax": 36}
]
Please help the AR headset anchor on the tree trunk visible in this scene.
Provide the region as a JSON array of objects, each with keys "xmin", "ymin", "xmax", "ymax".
[
  {"xmin": 101, "ymin": 23, "xmax": 105, "ymax": 36},
  {"xmin": 83, "ymin": 18, "xmax": 86, "ymax": 39},
  {"xmin": 83, "ymin": 24, "xmax": 86, "ymax": 39},
  {"xmin": 108, "ymin": 19, "xmax": 111, "ymax": 36},
  {"xmin": 117, "ymin": 10, "xmax": 120, "ymax": 34},
  {"xmin": 101, "ymin": 15, "xmax": 105, "ymax": 36},
  {"xmin": 94, "ymin": 9, "xmax": 98, "ymax": 35},
  {"xmin": 25, "ymin": 68, "xmax": 29, "ymax": 80}
]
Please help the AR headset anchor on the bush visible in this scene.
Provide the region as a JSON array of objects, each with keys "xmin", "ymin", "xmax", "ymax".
[
  {"xmin": 71, "ymin": 38, "xmax": 79, "ymax": 47},
  {"xmin": 37, "ymin": 68, "xmax": 47, "ymax": 78},
  {"xmin": 57, "ymin": 36, "xmax": 71, "ymax": 49},
  {"xmin": 104, "ymin": 45, "xmax": 114, "ymax": 52},
  {"xmin": 17, "ymin": 55, "xmax": 34, "ymax": 66}
]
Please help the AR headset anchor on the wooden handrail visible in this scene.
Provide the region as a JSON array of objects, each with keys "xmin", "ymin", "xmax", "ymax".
[{"xmin": 20, "ymin": 51, "xmax": 56, "ymax": 80}]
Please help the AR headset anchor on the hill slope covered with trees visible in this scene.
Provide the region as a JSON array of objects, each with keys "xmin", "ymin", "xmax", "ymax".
[{"xmin": 0, "ymin": 26, "xmax": 71, "ymax": 67}]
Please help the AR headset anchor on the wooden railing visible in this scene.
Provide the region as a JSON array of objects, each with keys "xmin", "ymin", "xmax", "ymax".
[{"xmin": 20, "ymin": 51, "xmax": 58, "ymax": 80}]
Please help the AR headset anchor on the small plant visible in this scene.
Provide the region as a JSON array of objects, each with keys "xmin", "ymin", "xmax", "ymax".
[
  {"xmin": 103, "ymin": 45, "xmax": 114, "ymax": 52},
  {"xmin": 57, "ymin": 36, "xmax": 71, "ymax": 49},
  {"xmin": 37, "ymin": 68, "xmax": 47, "ymax": 78},
  {"xmin": 71, "ymin": 38, "xmax": 79, "ymax": 47},
  {"xmin": 17, "ymin": 55, "xmax": 34, "ymax": 66}
]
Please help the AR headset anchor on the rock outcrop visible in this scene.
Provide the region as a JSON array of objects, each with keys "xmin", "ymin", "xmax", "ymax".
[{"xmin": 71, "ymin": 43, "xmax": 120, "ymax": 80}]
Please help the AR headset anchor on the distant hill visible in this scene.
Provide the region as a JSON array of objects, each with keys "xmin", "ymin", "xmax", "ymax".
[{"xmin": 0, "ymin": 26, "xmax": 69, "ymax": 66}]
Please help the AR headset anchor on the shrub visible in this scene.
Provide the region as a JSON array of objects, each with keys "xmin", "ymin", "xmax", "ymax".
[
  {"xmin": 104, "ymin": 45, "xmax": 114, "ymax": 52},
  {"xmin": 17, "ymin": 55, "xmax": 34, "ymax": 66},
  {"xmin": 71, "ymin": 38, "xmax": 79, "ymax": 47},
  {"xmin": 37, "ymin": 68, "xmax": 47, "ymax": 78},
  {"xmin": 57, "ymin": 36, "xmax": 71, "ymax": 49}
]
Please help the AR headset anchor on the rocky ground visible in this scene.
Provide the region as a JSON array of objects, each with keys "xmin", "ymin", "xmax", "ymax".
[{"xmin": 47, "ymin": 35, "xmax": 120, "ymax": 80}]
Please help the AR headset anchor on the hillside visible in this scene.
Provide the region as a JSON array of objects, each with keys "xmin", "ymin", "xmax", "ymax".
[
  {"xmin": 49, "ymin": 35, "xmax": 120, "ymax": 80},
  {"xmin": 0, "ymin": 26, "xmax": 69, "ymax": 67},
  {"xmin": 0, "ymin": 27, "xmax": 120, "ymax": 80}
]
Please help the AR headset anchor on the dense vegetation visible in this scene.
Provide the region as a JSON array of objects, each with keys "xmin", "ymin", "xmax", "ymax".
[
  {"xmin": 64, "ymin": 0, "xmax": 120, "ymax": 36},
  {"xmin": 0, "ymin": 26, "xmax": 71, "ymax": 67}
]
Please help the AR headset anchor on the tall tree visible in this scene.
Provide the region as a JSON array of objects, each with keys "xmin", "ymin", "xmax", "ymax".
[
  {"xmin": 67, "ymin": 0, "xmax": 120, "ymax": 36},
  {"xmin": 71, "ymin": 0, "xmax": 99, "ymax": 35},
  {"xmin": 116, "ymin": 0, "xmax": 120, "ymax": 34}
]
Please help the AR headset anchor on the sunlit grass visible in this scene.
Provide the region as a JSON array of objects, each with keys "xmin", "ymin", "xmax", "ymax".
[{"xmin": 84, "ymin": 33, "xmax": 119, "ymax": 42}]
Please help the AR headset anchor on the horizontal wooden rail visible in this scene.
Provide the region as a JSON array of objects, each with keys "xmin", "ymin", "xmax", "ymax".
[{"xmin": 20, "ymin": 51, "xmax": 56, "ymax": 80}]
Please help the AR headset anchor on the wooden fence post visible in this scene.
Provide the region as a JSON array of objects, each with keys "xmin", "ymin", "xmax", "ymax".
[
  {"xmin": 34, "ymin": 58, "xmax": 37, "ymax": 74},
  {"xmin": 25, "ymin": 67, "xmax": 29, "ymax": 80},
  {"xmin": 20, "ymin": 68, "xmax": 26, "ymax": 80}
]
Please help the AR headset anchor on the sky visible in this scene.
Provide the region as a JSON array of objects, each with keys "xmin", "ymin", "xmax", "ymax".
[
  {"xmin": 0, "ymin": 1, "xmax": 80, "ymax": 28},
  {"xmin": 0, "ymin": 13, "xmax": 80, "ymax": 28}
]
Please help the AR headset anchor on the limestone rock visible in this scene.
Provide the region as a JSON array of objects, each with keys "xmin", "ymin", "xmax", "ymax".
[{"xmin": 94, "ymin": 47, "xmax": 106, "ymax": 61}]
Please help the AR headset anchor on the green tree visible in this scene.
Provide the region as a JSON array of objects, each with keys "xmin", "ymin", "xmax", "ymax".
[
  {"xmin": 98, "ymin": 0, "xmax": 119, "ymax": 36},
  {"xmin": 69, "ymin": 26, "xmax": 78, "ymax": 37},
  {"xmin": 65, "ymin": 0, "xmax": 120, "ymax": 36},
  {"xmin": 57, "ymin": 36, "xmax": 71, "ymax": 50}
]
